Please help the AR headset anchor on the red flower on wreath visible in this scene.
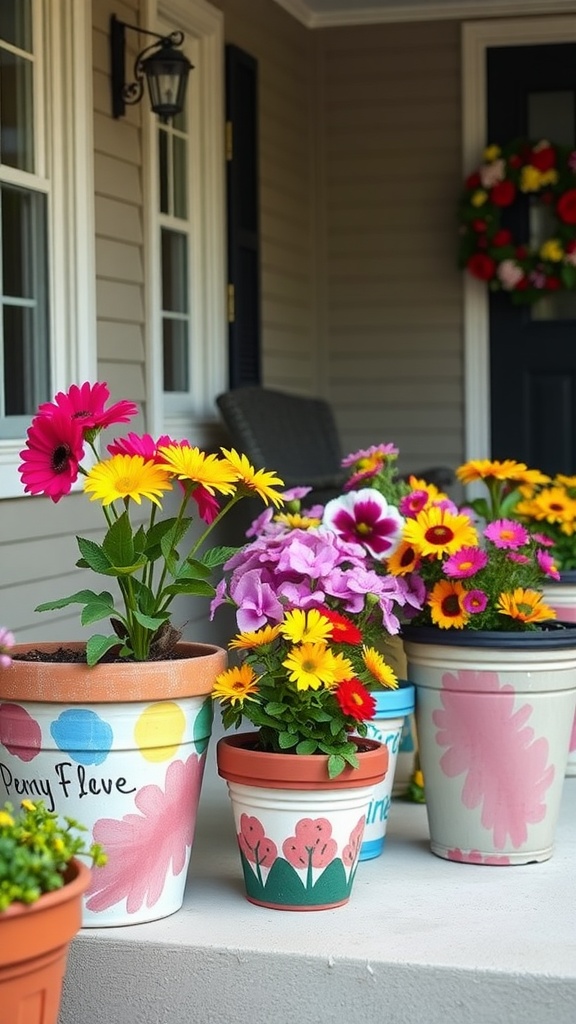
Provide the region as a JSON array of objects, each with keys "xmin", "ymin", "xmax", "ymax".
[
  {"xmin": 490, "ymin": 180, "xmax": 516, "ymax": 207},
  {"xmin": 531, "ymin": 145, "xmax": 556, "ymax": 172},
  {"xmin": 492, "ymin": 229, "xmax": 512, "ymax": 247},
  {"xmin": 557, "ymin": 189, "xmax": 576, "ymax": 225},
  {"xmin": 467, "ymin": 253, "xmax": 496, "ymax": 281}
]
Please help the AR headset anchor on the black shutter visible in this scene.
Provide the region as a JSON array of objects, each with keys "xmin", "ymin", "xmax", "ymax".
[{"xmin": 225, "ymin": 45, "xmax": 261, "ymax": 388}]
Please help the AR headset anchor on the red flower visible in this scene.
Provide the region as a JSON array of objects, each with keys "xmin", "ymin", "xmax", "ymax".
[
  {"xmin": 467, "ymin": 253, "xmax": 496, "ymax": 281},
  {"xmin": 466, "ymin": 172, "xmax": 481, "ymax": 189},
  {"xmin": 472, "ymin": 219, "xmax": 487, "ymax": 232},
  {"xmin": 515, "ymin": 246, "xmax": 528, "ymax": 260},
  {"xmin": 490, "ymin": 180, "xmax": 516, "ymax": 207},
  {"xmin": 335, "ymin": 678, "xmax": 376, "ymax": 721},
  {"xmin": 492, "ymin": 229, "xmax": 512, "ymax": 247},
  {"xmin": 557, "ymin": 189, "xmax": 576, "ymax": 225},
  {"xmin": 566, "ymin": 240, "xmax": 576, "ymax": 256},
  {"xmin": 318, "ymin": 608, "xmax": 363, "ymax": 645},
  {"xmin": 509, "ymin": 154, "xmax": 523, "ymax": 168},
  {"xmin": 545, "ymin": 277, "xmax": 561, "ymax": 291},
  {"xmin": 515, "ymin": 278, "xmax": 529, "ymax": 291},
  {"xmin": 531, "ymin": 146, "xmax": 556, "ymax": 172}
]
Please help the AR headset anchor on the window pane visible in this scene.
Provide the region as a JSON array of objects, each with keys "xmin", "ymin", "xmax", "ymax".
[
  {"xmin": 173, "ymin": 136, "xmax": 187, "ymax": 219},
  {"xmin": 163, "ymin": 318, "xmax": 189, "ymax": 392},
  {"xmin": 0, "ymin": 185, "xmax": 50, "ymax": 427},
  {"xmin": 0, "ymin": 0, "xmax": 32, "ymax": 51},
  {"xmin": 0, "ymin": 49, "xmax": 34, "ymax": 170},
  {"xmin": 159, "ymin": 127, "xmax": 169, "ymax": 214},
  {"xmin": 161, "ymin": 229, "xmax": 188, "ymax": 312}
]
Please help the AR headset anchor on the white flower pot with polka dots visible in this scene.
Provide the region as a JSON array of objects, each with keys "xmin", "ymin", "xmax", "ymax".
[{"xmin": 0, "ymin": 642, "xmax": 224, "ymax": 926}]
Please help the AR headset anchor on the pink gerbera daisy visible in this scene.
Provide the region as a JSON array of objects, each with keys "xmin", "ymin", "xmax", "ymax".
[
  {"xmin": 443, "ymin": 545, "xmax": 488, "ymax": 578},
  {"xmin": 192, "ymin": 485, "xmax": 220, "ymax": 524},
  {"xmin": 19, "ymin": 409, "xmax": 85, "ymax": 502},
  {"xmin": 39, "ymin": 381, "xmax": 138, "ymax": 434},
  {"xmin": 484, "ymin": 519, "xmax": 529, "ymax": 550},
  {"xmin": 462, "ymin": 589, "xmax": 488, "ymax": 614},
  {"xmin": 341, "ymin": 443, "xmax": 398, "ymax": 468},
  {"xmin": 399, "ymin": 489, "xmax": 430, "ymax": 517},
  {"xmin": 537, "ymin": 549, "xmax": 560, "ymax": 580},
  {"xmin": 108, "ymin": 432, "xmax": 175, "ymax": 460}
]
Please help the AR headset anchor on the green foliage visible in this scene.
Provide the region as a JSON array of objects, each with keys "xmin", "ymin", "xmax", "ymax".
[{"xmin": 0, "ymin": 800, "xmax": 107, "ymax": 911}]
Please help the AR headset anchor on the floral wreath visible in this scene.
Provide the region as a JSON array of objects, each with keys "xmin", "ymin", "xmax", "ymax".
[{"xmin": 458, "ymin": 138, "xmax": 576, "ymax": 304}]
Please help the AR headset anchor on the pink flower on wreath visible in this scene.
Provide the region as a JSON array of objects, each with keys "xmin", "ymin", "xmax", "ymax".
[
  {"xmin": 237, "ymin": 814, "xmax": 277, "ymax": 867},
  {"xmin": 282, "ymin": 818, "xmax": 338, "ymax": 869},
  {"xmin": 479, "ymin": 158, "xmax": 505, "ymax": 189},
  {"xmin": 484, "ymin": 519, "xmax": 529, "ymax": 550},
  {"xmin": 342, "ymin": 816, "xmax": 366, "ymax": 867},
  {"xmin": 496, "ymin": 259, "xmax": 525, "ymax": 291}
]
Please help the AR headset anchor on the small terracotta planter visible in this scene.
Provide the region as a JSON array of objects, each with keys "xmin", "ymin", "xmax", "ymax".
[
  {"xmin": 0, "ymin": 642, "xmax": 226, "ymax": 926},
  {"xmin": 217, "ymin": 733, "xmax": 388, "ymax": 911},
  {"xmin": 0, "ymin": 858, "xmax": 90, "ymax": 1024}
]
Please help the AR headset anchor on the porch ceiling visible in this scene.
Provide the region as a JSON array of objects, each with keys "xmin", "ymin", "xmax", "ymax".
[{"xmin": 273, "ymin": 0, "xmax": 576, "ymax": 27}]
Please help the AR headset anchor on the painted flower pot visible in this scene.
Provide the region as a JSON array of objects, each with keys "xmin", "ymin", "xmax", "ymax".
[
  {"xmin": 403, "ymin": 624, "xmax": 576, "ymax": 865},
  {"xmin": 359, "ymin": 681, "xmax": 415, "ymax": 860},
  {"xmin": 217, "ymin": 733, "xmax": 388, "ymax": 910},
  {"xmin": 543, "ymin": 572, "xmax": 576, "ymax": 776},
  {"xmin": 0, "ymin": 641, "xmax": 226, "ymax": 926},
  {"xmin": 0, "ymin": 858, "xmax": 90, "ymax": 1024}
]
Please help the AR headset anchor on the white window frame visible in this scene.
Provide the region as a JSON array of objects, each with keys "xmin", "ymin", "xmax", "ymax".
[
  {"xmin": 142, "ymin": 0, "xmax": 226, "ymax": 448},
  {"xmin": 0, "ymin": 0, "xmax": 96, "ymax": 498},
  {"xmin": 462, "ymin": 15, "xmax": 576, "ymax": 466}
]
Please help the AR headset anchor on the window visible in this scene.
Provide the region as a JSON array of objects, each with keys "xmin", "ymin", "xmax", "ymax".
[
  {"xmin": 0, "ymin": 0, "xmax": 96, "ymax": 496},
  {"xmin": 145, "ymin": 0, "xmax": 225, "ymax": 446}
]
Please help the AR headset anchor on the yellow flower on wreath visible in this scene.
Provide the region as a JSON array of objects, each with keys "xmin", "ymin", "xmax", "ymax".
[{"xmin": 540, "ymin": 239, "xmax": 564, "ymax": 263}]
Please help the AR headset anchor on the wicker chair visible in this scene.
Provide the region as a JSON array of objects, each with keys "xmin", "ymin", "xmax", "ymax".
[{"xmin": 216, "ymin": 386, "xmax": 454, "ymax": 503}]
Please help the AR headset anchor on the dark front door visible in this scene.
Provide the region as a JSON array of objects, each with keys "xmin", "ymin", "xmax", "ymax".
[{"xmin": 488, "ymin": 43, "xmax": 576, "ymax": 474}]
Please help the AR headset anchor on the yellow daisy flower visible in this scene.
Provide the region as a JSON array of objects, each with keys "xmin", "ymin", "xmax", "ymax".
[
  {"xmin": 497, "ymin": 589, "xmax": 555, "ymax": 625},
  {"xmin": 428, "ymin": 580, "xmax": 469, "ymax": 629},
  {"xmin": 471, "ymin": 190, "xmax": 488, "ymax": 207},
  {"xmin": 406, "ymin": 477, "xmax": 447, "ymax": 503},
  {"xmin": 387, "ymin": 540, "xmax": 420, "ymax": 576},
  {"xmin": 282, "ymin": 642, "xmax": 342, "ymax": 691},
  {"xmin": 0, "ymin": 810, "xmax": 14, "ymax": 828},
  {"xmin": 362, "ymin": 645, "xmax": 398, "ymax": 689},
  {"xmin": 84, "ymin": 455, "xmax": 172, "ymax": 507},
  {"xmin": 220, "ymin": 448, "xmax": 285, "ymax": 507},
  {"xmin": 529, "ymin": 487, "xmax": 576, "ymax": 525},
  {"xmin": 21, "ymin": 800, "xmax": 37, "ymax": 812},
  {"xmin": 280, "ymin": 608, "xmax": 333, "ymax": 645},
  {"xmin": 540, "ymin": 238, "xmax": 563, "ymax": 262},
  {"xmin": 403, "ymin": 506, "xmax": 478, "ymax": 559},
  {"xmin": 483, "ymin": 144, "xmax": 501, "ymax": 161},
  {"xmin": 212, "ymin": 664, "xmax": 260, "ymax": 704},
  {"xmin": 520, "ymin": 165, "xmax": 544, "ymax": 193},
  {"xmin": 274, "ymin": 512, "xmax": 321, "ymax": 530},
  {"xmin": 456, "ymin": 459, "xmax": 549, "ymax": 486},
  {"xmin": 157, "ymin": 444, "xmax": 238, "ymax": 496},
  {"xmin": 229, "ymin": 625, "xmax": 282, "ymax": 649},
  {"xmin": 555, "ymin": 474, "xmax": 576, "ymax": 489}
]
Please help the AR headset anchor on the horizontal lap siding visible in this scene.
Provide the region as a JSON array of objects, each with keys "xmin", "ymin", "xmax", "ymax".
[{"xmin": 317, "ymin": 20, "xmax": 463, "ymax": 475}]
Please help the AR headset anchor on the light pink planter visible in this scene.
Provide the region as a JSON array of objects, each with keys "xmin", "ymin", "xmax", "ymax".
[
  {"xmin": 403, "ymin": 626, "xmax": 576, "ymax": 865},
  {"xmin": 542, "ymin": 582, "xmax": 576, "ymax": 777}
]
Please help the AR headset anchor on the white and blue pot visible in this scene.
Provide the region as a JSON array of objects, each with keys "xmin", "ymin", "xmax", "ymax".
[{"xmin": 359, "ymin": 681, "xmax": 415, "ymax": 861}]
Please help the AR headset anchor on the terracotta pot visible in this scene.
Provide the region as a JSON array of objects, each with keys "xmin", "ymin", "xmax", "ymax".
[
  {"xmin": 0, "ymin": 642, "xmax": 226, "ymax": 927},
  {"xmin": 0, "ymin": 858, "xmax": 90, "ymax": 1024},
  {"xmin": 217, "ymin": 733, "xmax": 388, "ymax": 911},
  {"xmin": 403, "ymin": 623, "xmax": 576, "ymax": 866}
]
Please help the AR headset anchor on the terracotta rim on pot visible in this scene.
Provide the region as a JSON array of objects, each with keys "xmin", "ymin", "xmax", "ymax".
[
  {"xmin": 0, "ymin": 858, "xmax": 90, "ymax": 966},
  {"xmin": 216, "ymin": 732, "xmax": 388, "ymax": 790},
  {"xmin": 401, "ymin": 621, "xmax": 576, "ymax": 650},
  {"xmin": 3, "ymin": 642, "xmax": 227, "ymax": 703}
]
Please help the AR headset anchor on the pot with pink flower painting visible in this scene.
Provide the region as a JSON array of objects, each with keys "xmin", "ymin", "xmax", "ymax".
[
  {"xmin": 402, "ymin": 624, "xmax": 576, "ymax": 865},
  {"xmin": 542, "ymin": 572, "xmax": 576, "ymax": 776},
  {"xmin": 216, "ymin": 733, "xmax": 388, "ymax": 910}
]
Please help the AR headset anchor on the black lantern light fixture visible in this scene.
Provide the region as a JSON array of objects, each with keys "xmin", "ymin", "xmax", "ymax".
[{"xmin": 110, "ymin": 14, "xmax": 193, "ymax": 123}]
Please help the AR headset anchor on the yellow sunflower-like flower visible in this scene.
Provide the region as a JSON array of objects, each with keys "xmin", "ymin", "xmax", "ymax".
[
  {"xmin": 406, "ymin": 477, "xmax": 447, "ymax": 504},
  {"xmin": 555, "ymin": 474, "xmax": 576, "ymax": 488},
  {"xmin": 220, "ymin": 448, "xmax": 285, "ymax": 507},
  {"xmin": 428, "ymin": 580, "xmax": 469, "ymax": 629},
  {"xmin": 362, "ymin": 645, "xmax": 398, "ymax": 689},
  {"xmin": 540, "ymin": 238, "xmax": 563, "ymax": 263},
  {"xmin": 471, "ymin": 190, "xmax": 488, "ymax": 207},
  {"xmin": 0, "ymin": 810, "xmax": 14, "ymax": 828},
  {"xmin": 456, "ymin": 459, "xmax": 549, "ymax": 486},
  {"xmin": 518, "ymin": 486, "xmax": 576, "ymax": 525},
  {"xmin": 483, "ymin": 144, "xmax": 501, "ymax": 161},
  {"xmin": 21, "ymin": 800, "xmax": 37, "ymax": 812},
  {"xmin": 403, "ymin": 506, "xmax": 478, "ymax": 559},
  {"xmin": 497, "ymin": 589, "xmax": 555, "ymax": 624},
  {"xmin": 282, "ymin": 642, "xmax": 343, "ymax": 691},
  {"xmin": 157, "ymin": 444, "xmax": 238, "ymax": 495},
  {"xmin": 84, "ymin": 455, "xmax": 172, "ymax": 506},
  {"xmin": 280, "ymin": 608, "xmax": 333, "ymax": 645},
  {"xmin": 229, "ymin": 625, "xmax": 282, "ymax": 649},
  {"xmin": 274, "ymin": 512, "xmax": 321, "ymax": 530},
  {"xmin": 520, "ymin": 165, "xmax": 545, "ymax": 193},
  {"xmin": 387, "ymin": 540, "xmax": 420, "ymax": 576},
  {"xmin": 212, "ymin": 664, "xmax": 260, "ymax": 704}
]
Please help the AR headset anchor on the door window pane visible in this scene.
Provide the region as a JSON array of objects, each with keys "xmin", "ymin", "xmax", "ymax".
[
  {"xmin": 163, "ymin": 318, "xmax": 189, "ymax": 392},
  {"xmin": 161, "ymin": 228, "xmax": 188, "ymax": 312}
]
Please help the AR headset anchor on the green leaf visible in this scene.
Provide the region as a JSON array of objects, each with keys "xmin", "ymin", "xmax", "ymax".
[
  {"xmin": 102, "ymin": 512, "xmax": 134, "ymax": 566},
  {"xmin": 35, "ymin": 589, "xmax": 109, "ymax": 613},
  {"xmin": 86, "ymin": 634, "xmax": 121, "ymax": 666},
  {"xmin": 327, "ymin": 754, "xmax": 346, "ymax": 779},
  {"xmin": 76, "ymin": 537, "xmax": 113, "ymax": 574},
  {"xmin": 296, "ymin": 739, "xmax": 318, "ymax": 755},
  {"xmin": 265, "ymin": 702, "xmax": 288, "ymax": 717},
  {"xmin": 132, "ymin": 610, "xmax": 168, "ymax": 630},
  {"xmin": 278, "ymin": 731, "xmax": 299, "ymax": 749},
  {"xmin": 180, "ymin": 558, "xmax": 212, "ymax": 580},
  {"xmin": 80, "ymin": 593, "xmax": 117, "ymax": 626},
  {"xmin": 201, "ymin": 545, "xmax": 239, "ymax": 568},
  {"xmin": 162, "ymin": 580, "xmax": 216, "ymax": 597}
]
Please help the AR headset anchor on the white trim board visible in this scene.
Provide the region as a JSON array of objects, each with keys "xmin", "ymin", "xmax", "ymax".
[
  {"xmin": 461, "ymin": 16, "xmax": 576, "ymax": 462},
  {"xmin": 273, "ymin": 1, "xmax": 576, "ymax": 29}
]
